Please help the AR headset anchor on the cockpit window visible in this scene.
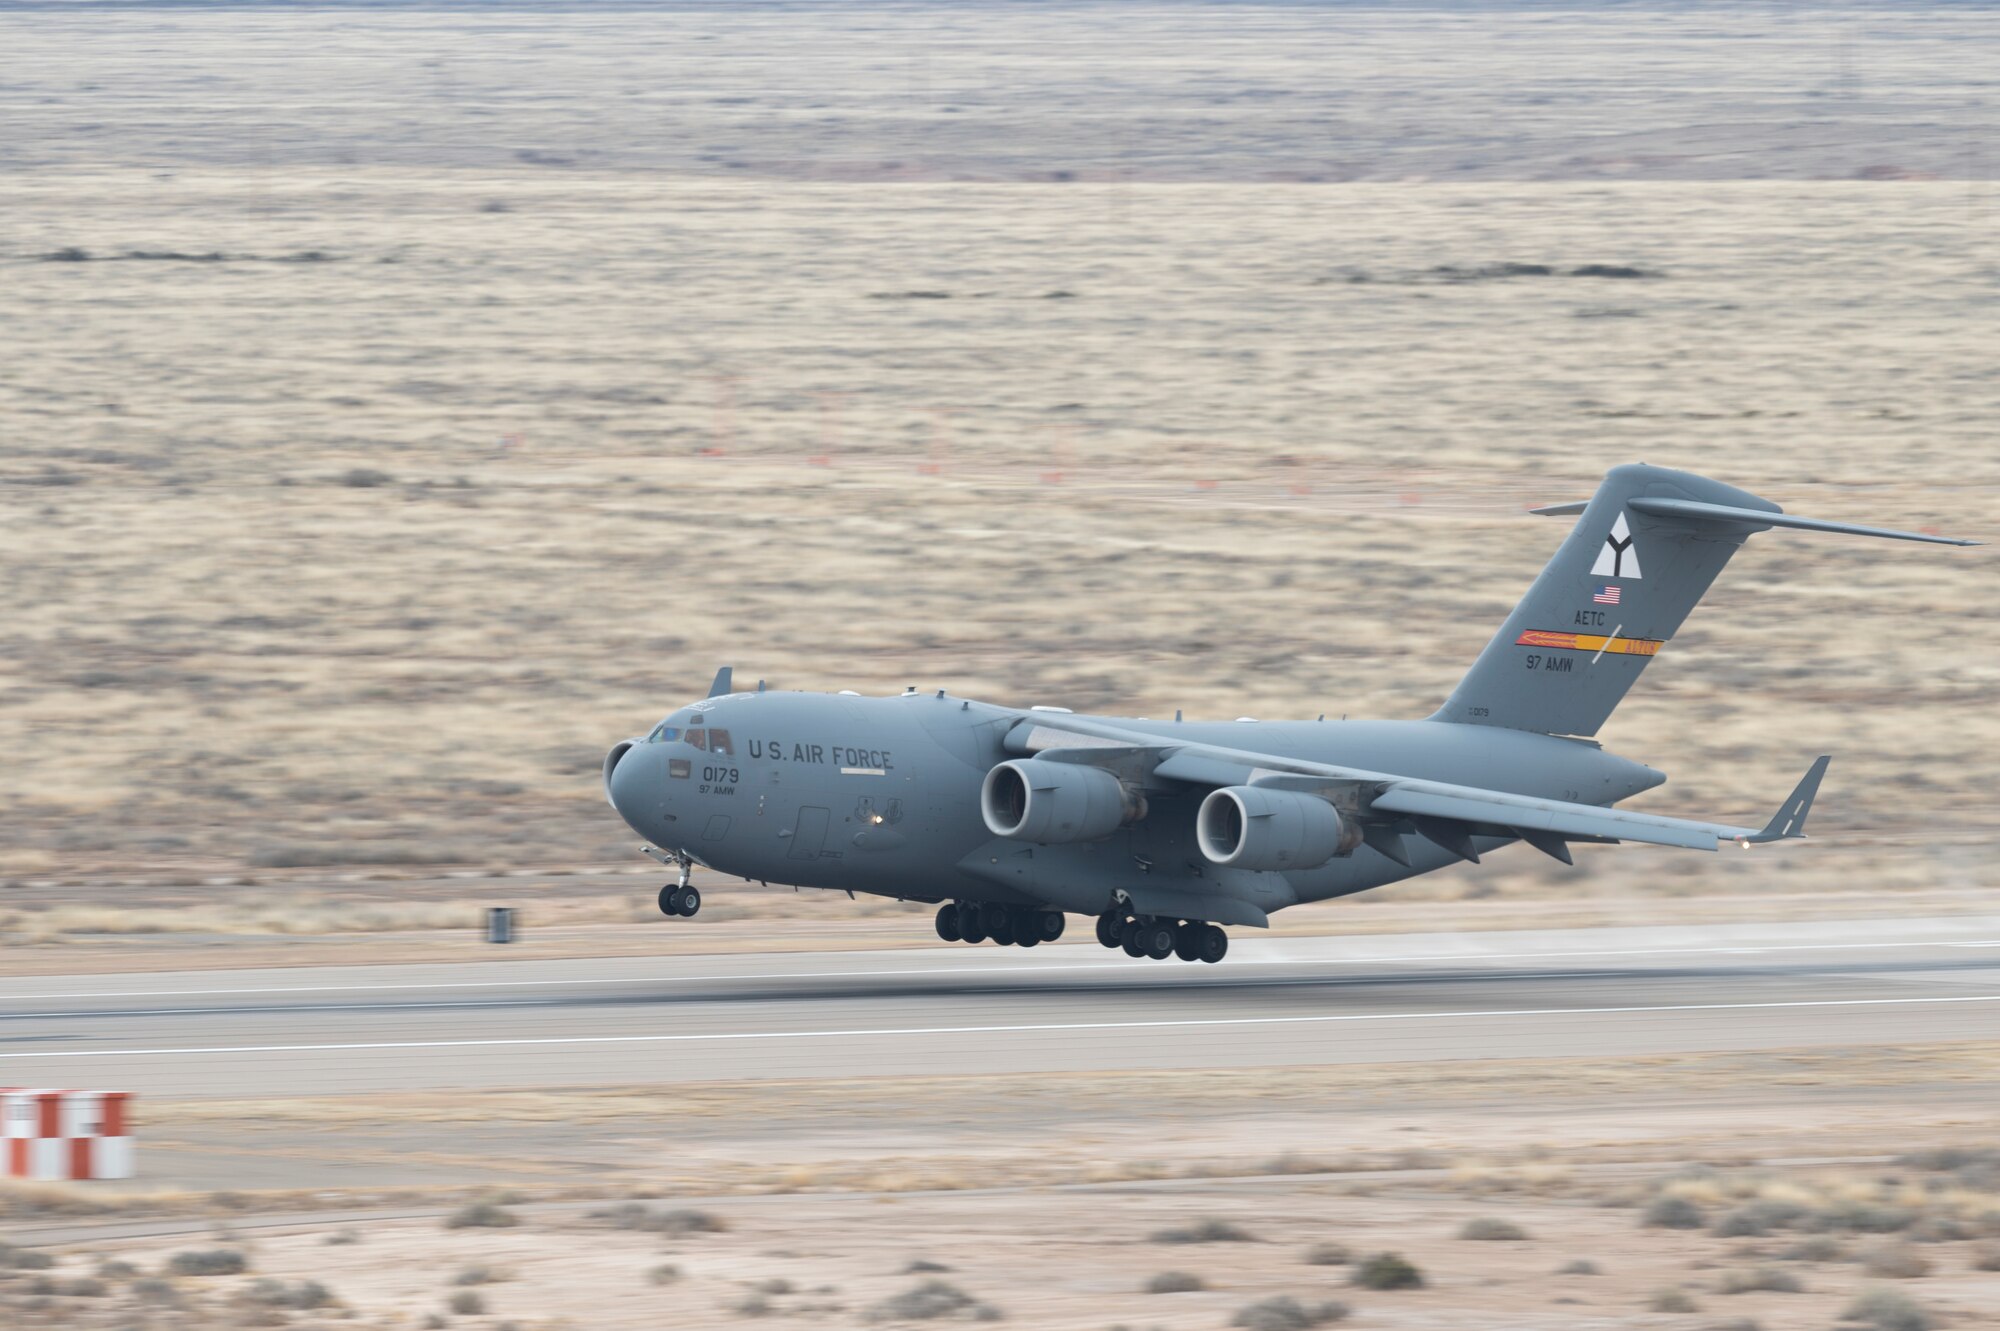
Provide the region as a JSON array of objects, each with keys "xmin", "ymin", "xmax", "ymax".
[{"xmin": 646, "ymin": 723, "xmax": 680, "ymax": 743}]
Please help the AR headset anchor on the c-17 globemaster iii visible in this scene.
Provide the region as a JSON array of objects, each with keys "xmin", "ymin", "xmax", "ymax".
[{"xmin": 606, "ymin": 464, "xmax": 1975, "ymax": 964}]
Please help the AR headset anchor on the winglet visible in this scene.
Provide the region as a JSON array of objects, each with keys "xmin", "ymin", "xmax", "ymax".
[
  {"xmin": 1743, "ymin": 755, "xmax": 1831, "ymax": 843},
  {"xmin": 707, "ymin": 665, "xmax": 734, "ymax": 698}
]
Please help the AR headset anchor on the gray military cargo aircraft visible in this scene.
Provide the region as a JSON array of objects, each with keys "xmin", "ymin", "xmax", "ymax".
[{"xmin": 605, "ymin": 464, "xmax": 1974, "ymax": 963}]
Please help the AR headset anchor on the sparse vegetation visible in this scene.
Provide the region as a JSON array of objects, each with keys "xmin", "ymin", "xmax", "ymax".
[
  {"xmin": 1642, "ymin": 1196, "xmax": 1706, "ymax": 1229},
  {"xmin": 336, "ymin": 467, "xmax": 397, "ymax": 488},
  {"xmin": 448, "ymin": 1289, "xmax": 486, "ymax": 1315},
  {"xmin": 1457, "ymin": 1216, "xmax": 1529, "ymax": 1240},
  {"xmin": 1971, "ymin": 1240, "xmax": 2000, "ymax": 1271},
  {"xmin": 1781, "ymin": 1236, "xmax": 1847, "ymax": 1262},
  {"xmin": 1715, "ymin": 1267, "xmax": 1803, "ymax": 1295},
  {"xmin": 324, "ymin": 1229, "xmax": 362, "ymax": 1245},
  {"xmin": 245, "ymin": 1278, "xmax": 334, "ymax": 1309},
  {"xmin": 1229, "ymin": 1295, "xmax": 1349, "ymax": 1330},
  {"xmin": 1649, "ymin": 1286, "xmax": 1700, "ymax": 1313},
  {"xmin": 1350, "ymin": 1252, "xmax": 1423, "ymax": 1290},
  {"xmin": 903, "ymin": 1259, "xmax": 952, "ymax": 1273},
  {"xmin": 589, "ymin": 1201, "xmax": 726, "ymax": 1234},
  {"xmin": 453, "ymin": 1265, "xmax": 506, "ymax": 1286},
  {"xmin": 862, "ymin": 1279, "xmax": 1000, "ymax": 1322},
  {"xmin": 1842, "ymin": 1288, "xmax": 1935, "ymax": 1331},
  {"xmin": 1713, "ymin": 1201, "xmax": 1807, "ymax": 1237},
  {"xmin": 1145, "ymin": 1271, "xmax": 1204, "ymax": 1294},
  {"xmin": 1302, "ymin": 1242, "xmax": 1351, "ymax": 1266},
  {"xmin": 167, "ymin": 1249, "xmax": 247, "ymax": 1276},
  {"xmin": 1149, "ymin": 1218, "xmax": 1256, "ymax": 1244},
  {"xmin": 1556, "ymin": 1258, "xmax": 1599, "ymax": 1274},
  {"xmin": 1859, "ymin": 1242, "xmax": 1932, "ymax": 1279},
  {"xmin": 444, "ymin": 1200, "xmax": 520, "ymax": 1229},
  {"xmin": 649, "ymin": 1263, "xmax": 683, "ymax": 1285},
  {"xmin": 132, "ymin": 1277, "xmax": 179, "ymax": 1304}
]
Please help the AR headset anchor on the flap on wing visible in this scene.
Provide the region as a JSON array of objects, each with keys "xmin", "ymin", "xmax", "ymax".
[{"xmin": 1371, "ymin": 784, "xmax": 1743, "ymax": 851}]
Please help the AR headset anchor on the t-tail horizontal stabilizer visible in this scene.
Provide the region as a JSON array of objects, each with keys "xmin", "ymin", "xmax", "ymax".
[
  {"xmin": 1740, "ymin": 755, "xmax": 1831, "ymax": 845},
  {"xmin": 1625, "ymin": 498, "xmax": 1979, "ymax": 547}
]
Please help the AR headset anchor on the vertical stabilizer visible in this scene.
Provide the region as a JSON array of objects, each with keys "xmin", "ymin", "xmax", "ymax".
[{"xmin": 1431, "ymin": 464, "xmax": 1775, "ymax": 736}]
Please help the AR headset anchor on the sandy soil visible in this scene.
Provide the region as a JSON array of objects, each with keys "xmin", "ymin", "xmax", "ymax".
[
  {"xmin": 10, "ymin": 1046, "xmax": 2000, "ymax": 1329},
  {"xmin": 3, "ymin": 5, "xmax": 1998, "ymax": 908}
]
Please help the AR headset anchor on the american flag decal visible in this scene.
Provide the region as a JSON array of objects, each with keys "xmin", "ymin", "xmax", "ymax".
[{"xmin": 1593, "ymin": 584, "xmax": 1622, "ymax": 605}]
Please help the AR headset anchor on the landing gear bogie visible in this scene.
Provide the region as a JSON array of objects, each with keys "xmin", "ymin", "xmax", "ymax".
[
  {"xmin": 1096, "ymin": 909, "xmax": 1228, "ymax": 964},
  {"xmin": 937, "ymin": 902, "xmax": 1062, "ymax": 948}
]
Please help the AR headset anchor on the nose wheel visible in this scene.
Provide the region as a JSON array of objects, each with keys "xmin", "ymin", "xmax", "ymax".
[{"xmin": 655, "ymin": 852, "xmax": 700, "ymax": 918}]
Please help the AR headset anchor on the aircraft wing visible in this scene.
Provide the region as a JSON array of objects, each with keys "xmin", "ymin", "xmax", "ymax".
[{"xmin": 1008, "ymin": 714, "xmax": 1827, "ymax": 855}]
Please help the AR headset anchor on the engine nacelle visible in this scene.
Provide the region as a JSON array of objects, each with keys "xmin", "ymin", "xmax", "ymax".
[
  {"xmin": 1196, "ymin": 785, "xmax": 1359, "ymax": 871},
  {"xmin": 981, "ymin": 758, "xmax": 1144, "ymax": 844}
]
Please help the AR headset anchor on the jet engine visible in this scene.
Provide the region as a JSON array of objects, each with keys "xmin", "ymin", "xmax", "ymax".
[
  {"xmin": 981, "ymin": 758, "xmax": 1144, "ymax": 844},
  {"xmin": 1196, "ymin": 785, "xmax": 1359, "ymax": 871}
]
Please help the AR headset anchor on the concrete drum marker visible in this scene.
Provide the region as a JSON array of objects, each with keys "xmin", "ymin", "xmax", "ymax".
[{"xmin": 2, "ymin": 1088, "xmax": 135, "ymax": 1180}]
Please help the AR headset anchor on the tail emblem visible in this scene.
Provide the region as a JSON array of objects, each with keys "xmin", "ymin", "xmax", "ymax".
[{"xmin": 1590, "ymin": 512, "xmax": 1642, "ymax": 579}]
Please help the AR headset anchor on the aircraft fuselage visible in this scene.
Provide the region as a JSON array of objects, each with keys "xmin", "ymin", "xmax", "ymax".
[{"xmin": 605, "ymin": 688, "xmax": 1661, "ymax": 926}]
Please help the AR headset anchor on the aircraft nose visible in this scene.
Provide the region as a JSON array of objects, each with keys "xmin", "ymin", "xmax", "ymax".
[{"xmin": 605, "ymin": 740, "xmax": 658, "ymax": 831}]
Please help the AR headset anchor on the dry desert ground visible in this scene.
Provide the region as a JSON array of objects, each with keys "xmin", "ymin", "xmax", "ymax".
[{"xmin": 2, "ymin": 5, "xmax": 1999, "ymax": 1330}]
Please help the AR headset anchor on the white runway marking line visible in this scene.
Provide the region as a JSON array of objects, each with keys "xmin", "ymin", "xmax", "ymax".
[
  {"xmin": 7, "ymin": 936, "xmax": 2000, "ymax": 1004},
  {"xmin": 6, "ymin": 992, "xmax": 2000, "ymax": 1062}
]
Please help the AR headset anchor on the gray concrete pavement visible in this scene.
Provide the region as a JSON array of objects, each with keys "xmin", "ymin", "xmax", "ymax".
[{"xmin": 5, "ymin": 916, "xmax": 1999, "ymax": 1098}]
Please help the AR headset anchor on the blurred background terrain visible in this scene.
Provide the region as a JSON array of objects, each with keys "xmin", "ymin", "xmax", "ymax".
[{"xmin": 2, "ymin": 3, "xmax": 1994, "ymax": 941}]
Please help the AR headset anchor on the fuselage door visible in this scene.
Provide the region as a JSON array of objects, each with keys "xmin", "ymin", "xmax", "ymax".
[{"xmin": 786, "ymin": 806, "xmax": 830, "ymax": 860}]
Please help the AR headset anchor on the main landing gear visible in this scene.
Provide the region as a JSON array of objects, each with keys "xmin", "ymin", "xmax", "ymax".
[
  {"xmin": 935, "ymin": 901, "xmax": 1064, "ymax": 949},
  {"xmin": 1096, "ymin": 910, "xmax": 1227, "ymax": 963},
  {"xmin": 657, "ymin": 853, "xmax": 700, "ymax": 918}
]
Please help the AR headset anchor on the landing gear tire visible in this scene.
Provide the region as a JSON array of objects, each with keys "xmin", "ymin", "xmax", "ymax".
[
  {"xmin": 1197, "ymin": 924, "xmax": 1228, "ymax": 964},
  {"xmin": 1140, "ymin": 920, "xmax": 1175, "ymax": 960},
  {"xmin": 1120, "ymin": 920, "xmax": 1145, "ymax": 958},
  {"xmin": 1172, "ymin": 922, "xmax": 1202, "ymax": 963},
  {"xmin": 675, "ymin": 885, "xmax": 701, "ymax": 917},
  {"xmin": 1038, "ymin": 912, "xmax": 1066, "ymax": 943},
  {"xmin": 960, "ymin": 906, "xmax": 988, "ymax": 945},
  {"xmin": 1095, "ymin": 914, "xmax": 1123, "ymax": 949},
  {"xmin": 935, "ymin": 903, "xmax": 962, "ymax": 943},
  {"xmin": 658, "ymin": 885, "xmax": 679, "ymax": 917},
  {"xmin": 989, "ymin": 914, "xmax": 1017, "ymax": 947}
]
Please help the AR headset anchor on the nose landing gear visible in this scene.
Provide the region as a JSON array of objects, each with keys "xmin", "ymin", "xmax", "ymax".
[{"xmin": 655, "ymin": 852, "xmax": 700, "ymax": 918}]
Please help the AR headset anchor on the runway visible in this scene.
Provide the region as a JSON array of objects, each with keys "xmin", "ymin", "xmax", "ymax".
[{"xmin": 6, "ymin": 915, "xmax": 2000, "ymax": 1098}]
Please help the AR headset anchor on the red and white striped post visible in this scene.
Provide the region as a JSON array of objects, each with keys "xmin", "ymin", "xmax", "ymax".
[{"xmin": 2, "ymin": 1089, "xmax": 135, "ymax": 1180}]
